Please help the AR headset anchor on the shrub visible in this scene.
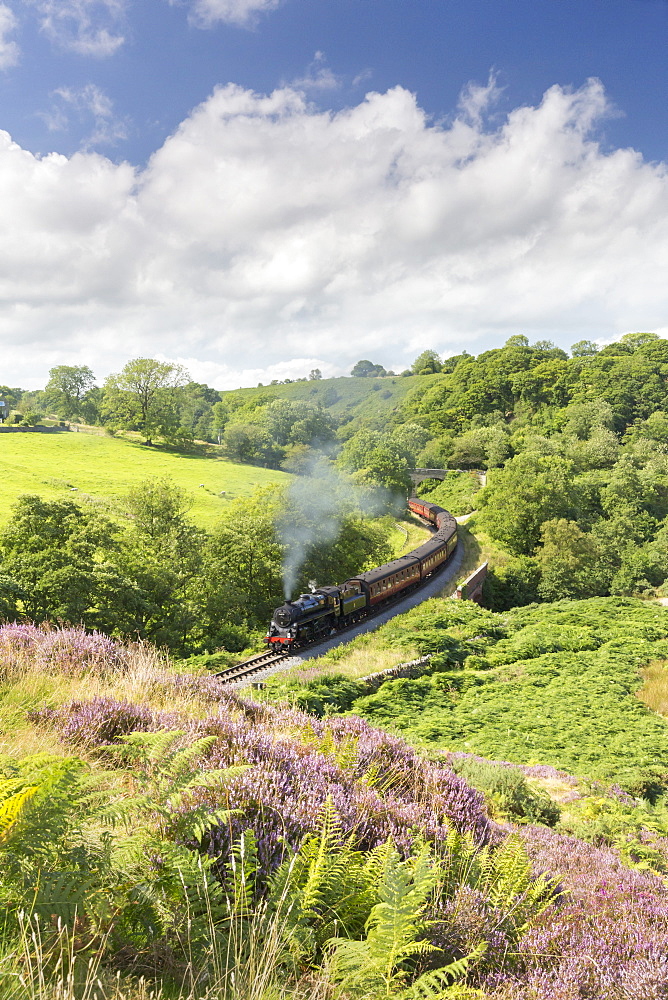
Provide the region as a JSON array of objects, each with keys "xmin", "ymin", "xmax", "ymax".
[
  {"xmin": 0, "ymin": 622, "xmax": 126, "ymax": 677},
  {"xmin": 448, "ymin": 755, "xmax": 561, "ymax": 827}
]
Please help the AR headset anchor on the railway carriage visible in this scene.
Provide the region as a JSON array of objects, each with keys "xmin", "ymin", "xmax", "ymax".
[{"xmin": 266, "ymin": 500, "xmax": 458, "ymax": 651}]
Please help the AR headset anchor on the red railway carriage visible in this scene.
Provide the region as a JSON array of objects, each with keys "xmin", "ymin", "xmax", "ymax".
[
  {"xmin": 347, "ymin": 554, "xmax": 421, "ymax": 607},
  {"xmin": 407, "ymin": 497, "xmax": 441, "ymax": 524}
]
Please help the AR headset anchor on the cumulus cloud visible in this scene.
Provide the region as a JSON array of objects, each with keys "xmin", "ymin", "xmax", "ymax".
[
  {"xmin": 29, "ymin": 0, "xmax": 126, "ymax": 56},
  {"xmin": 0, "ymin": 3, "xmax": 18, "ymax": 69},
  {"xmin": 1, "ymin": 77, "xmax": 668, "ymax": 387},
  {"xmin": 184, "ymin": 0, "xmax": 281, "ymax": 28}
]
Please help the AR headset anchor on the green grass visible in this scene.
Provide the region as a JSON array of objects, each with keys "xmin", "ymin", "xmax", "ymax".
[
  {"xmin": 224, "ymin": 372, "xmax": 439, "ymax": 432},
  {"xmin": 0, "ymin": 428, "xmax": 289, "ymax": 528},
  {"xmin": 387, "ymin": 515, "xmax": 431, "ymax": 558}
]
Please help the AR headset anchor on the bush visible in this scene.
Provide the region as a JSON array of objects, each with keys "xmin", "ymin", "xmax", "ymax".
[
  {"xmin": 20, "ymin": 412, "xmax": 42, "ymax": 426},
  {"xmin": 482, "ymin": 556, "xmax": 541, "ymax": 611},
  {"xmin": 449, "ymin": 755, "xmax": 561, "ymax": 826}
]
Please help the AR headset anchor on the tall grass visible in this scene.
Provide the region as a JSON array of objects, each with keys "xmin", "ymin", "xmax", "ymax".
[
  {"xmin": 637, "ymin": 659, "xmax": 668, "ymax": 716},
  {"xmin": 0, "ymin": 906, "xmax": 333, "ymax": 1000},
  {"xmin": 0, "ymin": 626, "xmax": 243, "ymax": 761}
]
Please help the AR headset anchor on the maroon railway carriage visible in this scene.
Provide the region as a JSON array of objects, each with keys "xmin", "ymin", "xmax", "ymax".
[{"xmin": 266, "ymin": 500, "xmax": 458, "ymax": 649}]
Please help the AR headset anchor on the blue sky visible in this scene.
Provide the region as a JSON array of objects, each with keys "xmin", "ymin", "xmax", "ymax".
[{"xmin": 1, "ymin": 0, "xmax": 667, "ymax": 388}]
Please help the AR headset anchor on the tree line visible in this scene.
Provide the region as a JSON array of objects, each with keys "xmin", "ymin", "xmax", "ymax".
[
  {"xmin": 0, "ymin": 477, "xmax": 391, "ymax": 656},
  {"xmin": 3, "ymin": 331, "xmax": 668, "ymax": 613}
]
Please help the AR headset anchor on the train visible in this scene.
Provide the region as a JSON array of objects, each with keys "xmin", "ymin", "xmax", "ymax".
[{"xmin": 265, "ymin": 498, "xmax": 458, "ymax": 651}]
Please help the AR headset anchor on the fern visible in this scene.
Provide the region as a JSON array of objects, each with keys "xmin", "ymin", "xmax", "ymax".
[
  {"xmin": 109, "ymin": 729, "xmax": 247, "ymax": 843},
  {"xmin": 0, "ymin": 781, "xmax": 38, "ymax": 847},
  {"xmin": 267, "ymin": 797, "xmax": 392, "ymax": 965},
  {"xmin": 227, "ymin": 828, "xmax": 260, "ymax": 917},
  {"xmin": 327, "ymin": 842, "xmax": 441, "ymax": 997},
  {"xmin": 0, "ymin": 754, "xmax": 114, "ymax": 931},
  {"xmin": 406, "ymin": 943, "xmax": 487, "ymax": 999},
  {"xmin": 299, "ymin": 725, "xmax": 362, "ymax": 770},
  {"xmin": 297, "ymin": 725, "xmax": 385, "ymax": 789},
  {"xmin": 436, "ymin": 831, "xmax": 561, "ymax": 955}
]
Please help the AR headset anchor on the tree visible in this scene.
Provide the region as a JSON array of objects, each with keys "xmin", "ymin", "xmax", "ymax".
[
  {"xmin": 0, "ymin": 385, "xmax": 22, "ymax": 413},
  {"xmin": 638, "ymin": 411, "xmax": 668, "ymax": 446},
  {"xmin": 263, "ymin": 398, "xmax": 336, "ymax": 449},
  {"xmin": 0, "ymin": 573, "xmax": 25, "ymax": 620},
  {"xmin": 44, "ymin": 365, "xmax": 95, "ymax": 420},
  {"xmin": 309, "ymin": 369, "xmax": 322, "ymax": 380},
  {"xmin": 448, "ymin": 424, "xmax": 510, "ymax": 469},
  {"xmin": 222, "ymin": 422, "xmax": 282, "ymax": 466},
  {"xmin": 389, "ymin": 423, "xmax": 431, "ymax": 466},
  {"xmin": 119, "ymin": 478, "xmax": 207, "ymax": 650},
  {"xmin": 212, "ymin": 401, "xmax": 229, "ymax": 444},
  {"xmin": 566, "ymin": 428, "xmax": 620, "ymax": 470},
  {"xmin": 350, "ymin": 360, "xmax": 387, "ymax": 378},
  {"xmin": 102, "ymin": 359, "xmax": 189, "ymax": 445},
  {"xmin": 571, "ymin": 340, "xmax": 599, "ymax": 357},
  {"xmin": 619, "ymin": 332, "xmax": 660, "ymax": 352},
  {"xmin": 338, "ymin": 429, "xmax": 412, "ymax": 502},
  {"xmin": 562, "ymin": 399, "xmax": 615, "ymax": 440},
  {"xmin": 177, "ymin": 382, "xmax": 221, "ymax": 442},
  {"xmin": 536, "ymin": 519, "xmax": 605, "ymax": 600},
  {"xmin": 411, "ymin": 350, "xmax": 442, "ymax": 375},
  {"xmin": 199, "ymin": 487, "xmax": 285, "ymax": 636},
  {"xmin": 478, "ymin": 453, "xmax": 579, "ymax": 554},
  {"xmin": 0, "ymin": 496, "xmax": 134, "ymax": 630}
]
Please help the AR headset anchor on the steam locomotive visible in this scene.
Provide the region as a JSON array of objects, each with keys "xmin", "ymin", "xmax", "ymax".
[{"xmin": 266, "ymin": 498, "xmax": 458, "ymax": 651}]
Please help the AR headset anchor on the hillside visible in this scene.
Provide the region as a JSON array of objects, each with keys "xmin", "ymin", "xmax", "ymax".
[
  {"xmin": 223, "ymin": 372, "xmax": 435, "ymax": 432},
  {"xmin": 4, "ymin": 618, "xmax": 668, "ymax": 999},
  {"xmin": 261, "ymin": 595, "xmax": 668, "ymax": 794},
  {"xmin": 0, "ymin": 428, "xmax": 288, "ymax": 528}
]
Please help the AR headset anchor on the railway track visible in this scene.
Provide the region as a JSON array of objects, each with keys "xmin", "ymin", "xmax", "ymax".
[
  {"xmin": 214, "ymin": 515, "xmax": 449, "ymax": 686},
  {"xmin": 214, "ymin": 648, "xmax": 289, "ymax": 684}
]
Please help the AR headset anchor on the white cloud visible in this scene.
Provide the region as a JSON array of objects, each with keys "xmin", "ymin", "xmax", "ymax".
[
  {"xmin": 0, "ymin": 3, "xmax": 19, "ymax": 68},
  {"xmin": 185, "ymin": 0, "xmax": 280, "ymax": 29},
  {"xmin": 1, "ymin": 77, "xmax": 668, "ymax": 388},
  {"xmin": 30, "ymin": 0, "xmax": 125, "ymax": 56},
  {"xmin": 457, "ymin": 72, "xmax": 504, "ymax": 127},
  {"xmin": 42, "ymin": 84, "xmax": 129, "ymax": 148},
  {"xmin": 289, "ymin": 52, "xmax": 340, "ymax": 94}
]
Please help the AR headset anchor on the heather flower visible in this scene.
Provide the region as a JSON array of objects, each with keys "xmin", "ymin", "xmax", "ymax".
[
  {"xmin": 479, "ymin": 824, "xmax": 668, "ymax": 998},
  {"xmin": 0, "ymin": 622, "xmax": 125, "ymax": 676},
  {"xmin": 33, "ymin": 686, "xmax": 492, "ymax": 878},
  {"xmin": 29, "ymin": 696, "xmax": 182, "ymax": 748}
]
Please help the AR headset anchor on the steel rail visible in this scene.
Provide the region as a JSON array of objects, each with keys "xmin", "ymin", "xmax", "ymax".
[{"xmin": 213, "ymin": 513, "xmax": 447, "ymax": 686}]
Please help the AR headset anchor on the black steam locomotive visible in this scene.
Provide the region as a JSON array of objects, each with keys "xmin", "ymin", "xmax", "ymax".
[{"xmin": 266, "ymin": 498, "xmax": 458, "ymax": 651}]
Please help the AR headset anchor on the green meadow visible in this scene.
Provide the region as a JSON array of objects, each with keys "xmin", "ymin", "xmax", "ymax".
[{"xmin": 0, "ymin": 428, "xmax": 289, "ymax": 528}]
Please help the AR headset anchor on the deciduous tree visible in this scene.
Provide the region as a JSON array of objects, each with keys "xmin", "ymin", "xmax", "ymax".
[
  {"xmin": 44, "ymin": 365, "xmax": 95, "ymax": 420},
  {"xmin": 103, "ymin": 359, "xmax": 189, "ymax": 445}
]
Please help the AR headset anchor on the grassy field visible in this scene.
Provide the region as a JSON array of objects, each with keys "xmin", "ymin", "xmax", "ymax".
[{"xmin": 0, "ymin": 428, "xmax": 289, "ymax": 528}]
